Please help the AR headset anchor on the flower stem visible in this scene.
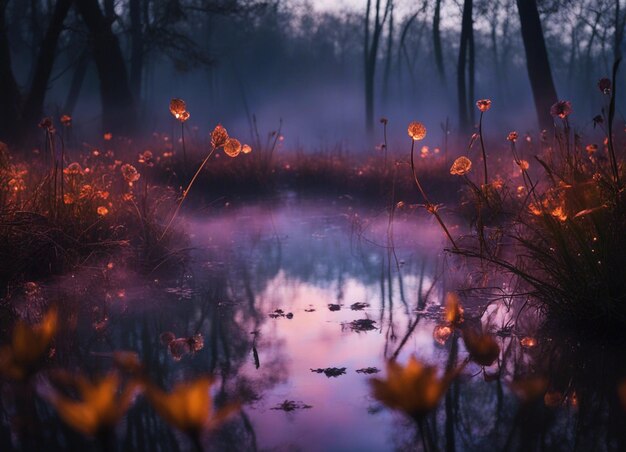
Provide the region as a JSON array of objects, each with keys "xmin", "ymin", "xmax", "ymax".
[
  {"xmin": 160, "ymin": 147, "xmax": 216, "ymax": 241},
  {"xmin": 478, "ymin": 111, "xmax": 488, "ymax": 186}
]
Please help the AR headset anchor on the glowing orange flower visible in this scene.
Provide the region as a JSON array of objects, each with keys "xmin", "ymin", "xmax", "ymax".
[
  {"xmin": 103, "ymin": 133, "xmax": 113, "ymax": 141},
  {"xmin": 450, "ymin": 156, "xmax": 472, "ymax": 176},
  {"xmin": 47, "ymin": 372, "xmax": 140, "ymax": 436},
  {"xmin": 0, "ymin": 307, "xmax": 57, "ymax": 380},
  {"xmin": 370, "ymin": 356, "xmax": 458, "ymax": 420},
  {"xmin": 63, "ymin": 193, "xmax": 75, "ymax": 205},
  {"xmin": 121, "ymin": 164, "xmax": 140, "ymax": 183},
  {"xmin": 60, "ymin": 114, "xmax": 72, "ymax": 127},
  {"xmin": 211, "ymin": 124, "xmax": 229, "ymax": 149},
  {"xmin": 64, "ymin": 162, "xmax": 83, "ymax": 176},
  {"xmin": 507, "ymin": 131, "xmax": 518, "ymax": 142},
  {"xmin": 223, "ymin": 138, "xmax": 242, "ymax": 158},
  {"xmin": 476, "ymin": 99, "xmax": 492, "ymax": 112},
  {"xmin": 407, "ymin": 122, "xmax": 427, "ymax": 141},
  {"xmin": 445, "ymin": 292, "xmax": 464, "ymax": 326},
  {"xmin": 241, "ymin": 144, "xmax": 252, "ymax": 154},
  {"xmin": 433, "ymin": 324, "xmax": 453, "ymax": 345},
  {"xmin": 551, "ymin": 206, "xmax": 568, "ymax": 222},
  {"xmin": 138, "ymin": 150, "xmax": 154, "ymax": 166},
  {"xmin": 585, "ymin": 144, "xmax": 598, "ymax": 155},
  {"xmin": 517, "ymin": 160, "xmax": 529, "ymax": 171},
  {"xmin": 520, "ymin": 337, "xmax": 537, "ymax": 348},
  {"xmin": 169, "ymin": 98, "xmax": 187, "ymax": 120},
  {"xmin": 97, "ymin": 206, "xmax": 109, "ymax": 216},
  {"xmin": 146, "ymin": 377, "xmax": 239, "ymax": 436},
  {"xmin": 550, "ymin": 101, "xmax": 572, "ymax": 119}
]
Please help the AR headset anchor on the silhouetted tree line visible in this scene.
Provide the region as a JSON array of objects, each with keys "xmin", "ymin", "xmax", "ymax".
[{"xmin": 1, "ymin": 0, "xmax": 625, "ymax": 146}]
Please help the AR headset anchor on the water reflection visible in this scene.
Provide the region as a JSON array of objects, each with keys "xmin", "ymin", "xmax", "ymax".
[{"xmin": 1, "ymin": 199, "xmax": 625, "ymax": 451}]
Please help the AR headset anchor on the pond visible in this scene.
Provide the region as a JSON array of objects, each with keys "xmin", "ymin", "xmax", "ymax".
[{"xmin": 2, "ymin": 196, "xmax": 625, "ymax": 451}]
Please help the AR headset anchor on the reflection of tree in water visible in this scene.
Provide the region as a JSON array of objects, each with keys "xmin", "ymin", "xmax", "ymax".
[
  {"xmin": 0, "ymin": 233, "xmax": 289, "ymax": 451},
  {"xmin": 387, "ymin": 318, "xmax": 626, "ymax": 451}
]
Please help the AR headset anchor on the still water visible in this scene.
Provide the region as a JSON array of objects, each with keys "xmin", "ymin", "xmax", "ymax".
[{"xmin": 3, "ymin": 197, "xmax": 625, "ymax": 451}]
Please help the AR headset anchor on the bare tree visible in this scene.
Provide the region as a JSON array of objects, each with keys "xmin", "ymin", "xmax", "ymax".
[
  {"xmin": 433, "ymin": 0, "xmax": 446, "ymax": 83},
  {"xmin": 516, "ymin": 0, "xmax": 558, "ymax": 130},
  {"xmin": 364, "ymin": 0, "xmax": 391, "ymax": 135},
  {"xmin": 457, "ymin": 0, "xmax": 475, "ymax": 132}
]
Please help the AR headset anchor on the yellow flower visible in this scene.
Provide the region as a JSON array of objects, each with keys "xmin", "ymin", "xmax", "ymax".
[
  {"xmin": 476, "ymin": 99, "xmax": 492, "ymax": 112},
  {"xmin": 223, "ymin": 138, "xmax": 242, "ymax": 158},
  {"xmin": 211, "ymin": 124, "xmax": 229, "ymax": 149},
  {"xmin": 370, "ymin": 356, "xmax": 457, "ymax": 420},
  {"xmin": 407, "ymin": 122, "xmax": 427, "ymax": 141},
  {"xmin": 146, "ymin": 377, "xmax": 239, "ymax": 436},
  {"xmin": 0, "ymin": 307, "xmax": 57, "ymax": 380},
  {"xmin": 48, "ymin": 372, "xmax": 140, "ymax": 436},
  {"xmin": 450, "ymin": 156, "xmax": 472, "ymax": 176}
]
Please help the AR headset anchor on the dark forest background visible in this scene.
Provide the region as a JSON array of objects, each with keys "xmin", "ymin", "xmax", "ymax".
[{"xmin": 1, "ymin": 0, "xmax": 624, "ymax": 150}]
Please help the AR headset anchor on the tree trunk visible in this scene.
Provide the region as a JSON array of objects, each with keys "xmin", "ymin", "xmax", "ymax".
[
  {"xmin": 21, "ymin": 0, "xmax": 74, "ymax": 130},
  {"xmin": 433, "ymin": 0, "xmax": 445, "ymax": 83},
  {"xmin": 457, "ymin": 0, "xmax": 473, "ymax": 132},
  {"xmin": 516, "ymin": 0, "xmax": 558, "ymax": 130},
  {"xmin": 76, "ymin": 0, "xmax": 137, "ymax": 135},
  {"xmin": 129, "ymin": 0, "xmax": 144, "ymax": 98},
  {"xmin": 382, "ymin": 1, "xmax": 393, "ymax": 103},
  {"xmin": 63, "ymin": 49, "xmax": 89, "ymax": 115},
  {"xmin": 0, "ymin": 0, "xmax": 21, "ymax": 142}
]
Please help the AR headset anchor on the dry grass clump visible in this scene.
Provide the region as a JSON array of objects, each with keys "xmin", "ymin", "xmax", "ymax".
[{"xmin": 452, "ymin": 69, "xmax": 626, "ymax": 333}]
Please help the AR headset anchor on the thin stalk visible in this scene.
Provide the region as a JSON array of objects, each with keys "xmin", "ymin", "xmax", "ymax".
[
  {"xmin": 181, "ymin": 121, "xmax": 188, "ymax": 174},
  {"xmin": 410, "ymin": 139, "xmax": 458, "ymax": 250},
  {"xmin": 478, "ymin": 111, "xmax": 488, "ymax": 185},
  {"xmin": 607, "ymin": 58, "xmax": 621, "ymax": 187},
  {"xmin": 382, "ymin": 120, "xmax": 388, "ymax": 171},
  {"xmin": 160, "ymin": 147, "xmax": 216, "ymax": 241}
]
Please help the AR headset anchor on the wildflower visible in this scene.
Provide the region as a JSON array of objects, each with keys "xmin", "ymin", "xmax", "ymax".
[
  {"xmin": 420, "ymin": 146, "xmax": 429, "ymax": 158},
  {"xmin": 169, "ymin": 99, "xmax": 187, "ymax": 120},
  {"xmin": 138, "ymin": 150, "xmax": 154, "ymax": 166},
  {"xmin": 517, "ymin": 160, "xmax": 530, "ymax": 171},
  {"xmin": 598, "ymin": 78, "xmax": 611, "ymax": 95},
  {"xmin": 370, "ymin": 356, "xmax": 458, "ymax": 420},
  {"xmin": 507, "ymin": 131, "xmax": 518, "ymax": 142},
  {"xmin": 103, "ymin": 133, "xmax": 112, "ymax": 141},
  {"xmin": 380, "ymin": 117, "xmax": 388, "ymax": 125},
  {"xmin": 242, "ymin": 144, "xmax": 252, "ymax": 154},
  {"xmin": 223, "ymin": 138, "xmax": 242, "ymax": 158},
  {"xmin": 585, "ymin": 144, "xmax": 598, "ymax": 155},
  {"xmin": 63, "ymin": 193, "xmax": 75, "ymax": 205},
  {"xmin": 64, "ymin": 162, "xmax": 83, "ymax": 176},
  {"xmin": 179, "ymin": 110, "xmax": 190, "ymax": 122},
  {"xmin": 450, "ymin": 156, "xmax": 472, "ymax": 176},
  {"xmin": 476, "ymin": 99, "xmax": 492, "ymax": 112},
  {"xmin": 550, "ymin": 100, "xmax": 572, "ymax": 119},
  {"xmin": 445, "ymin": 292, "xmax": 464, "ymax": 326},
  {"xmin": 0, "ymin": 307, "xmax": 57, "ymax": 380},
  {"xmin": 39, "ymin": 117, "xmax": 54, "ymax": 131},
  {"xmin": 47, "ymin": 372, "xmax": 140, "ymax": 437},
  {"xmin": 407, "ymin": 122, "xmax": 427, "ymax": 141},
  {"xmin": 528, "ymin": 203, "xmax": 542, "ymax": 216},
  {"xmin": 520, "ymin": 337, "xmax": 537, "ymax": 348},
  {"xmin": 145, "ymin": 377, "xmax": 239, "ymax": 437},
  {"xmin": 60, "ymin": 114, "xmax": 72, "ymax": 127},
  {"xmin": 433, "ymin": 324, "xmax": 453, "ymax": 345},
  {"xmin": 211, "ymin": 124, "xmax": 229, "ymax": 149},
  {"xmin": 97, "ymin": 206, "xmax": 109, "ymax": 216},
  {"xmin": 121, "ymin": 164, "xmax": 140, "ymax": 183},
  {"xmin": 551, "ymin": 206, "xmax": 568, "ymax": 222},
  {"xmin": 462, "ymin": 329, "xmax": 500, "ymax": 366}
]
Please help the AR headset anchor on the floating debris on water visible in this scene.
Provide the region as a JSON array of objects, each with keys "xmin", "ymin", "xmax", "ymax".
[
  {"xmin": 350, "ymin": 302, "xmax": 369, "ymax": 311},
  {"xmin": 356, "ymin": 367, "xmax": 380, "ymax": 374},
  {"xmin": 343, "ymin": 319, "xmax": 377, "ymax": 332},
  {"xmin": 271, "ymin": 400, "xmax": 313, "ymax": 411},
  {"xmin": 311, "ymin": 367, "xmax": 347, "ymax": 378},
  {"xmin": 328, "ymin": 304, "xmax": 341, "ymax": 311}
]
